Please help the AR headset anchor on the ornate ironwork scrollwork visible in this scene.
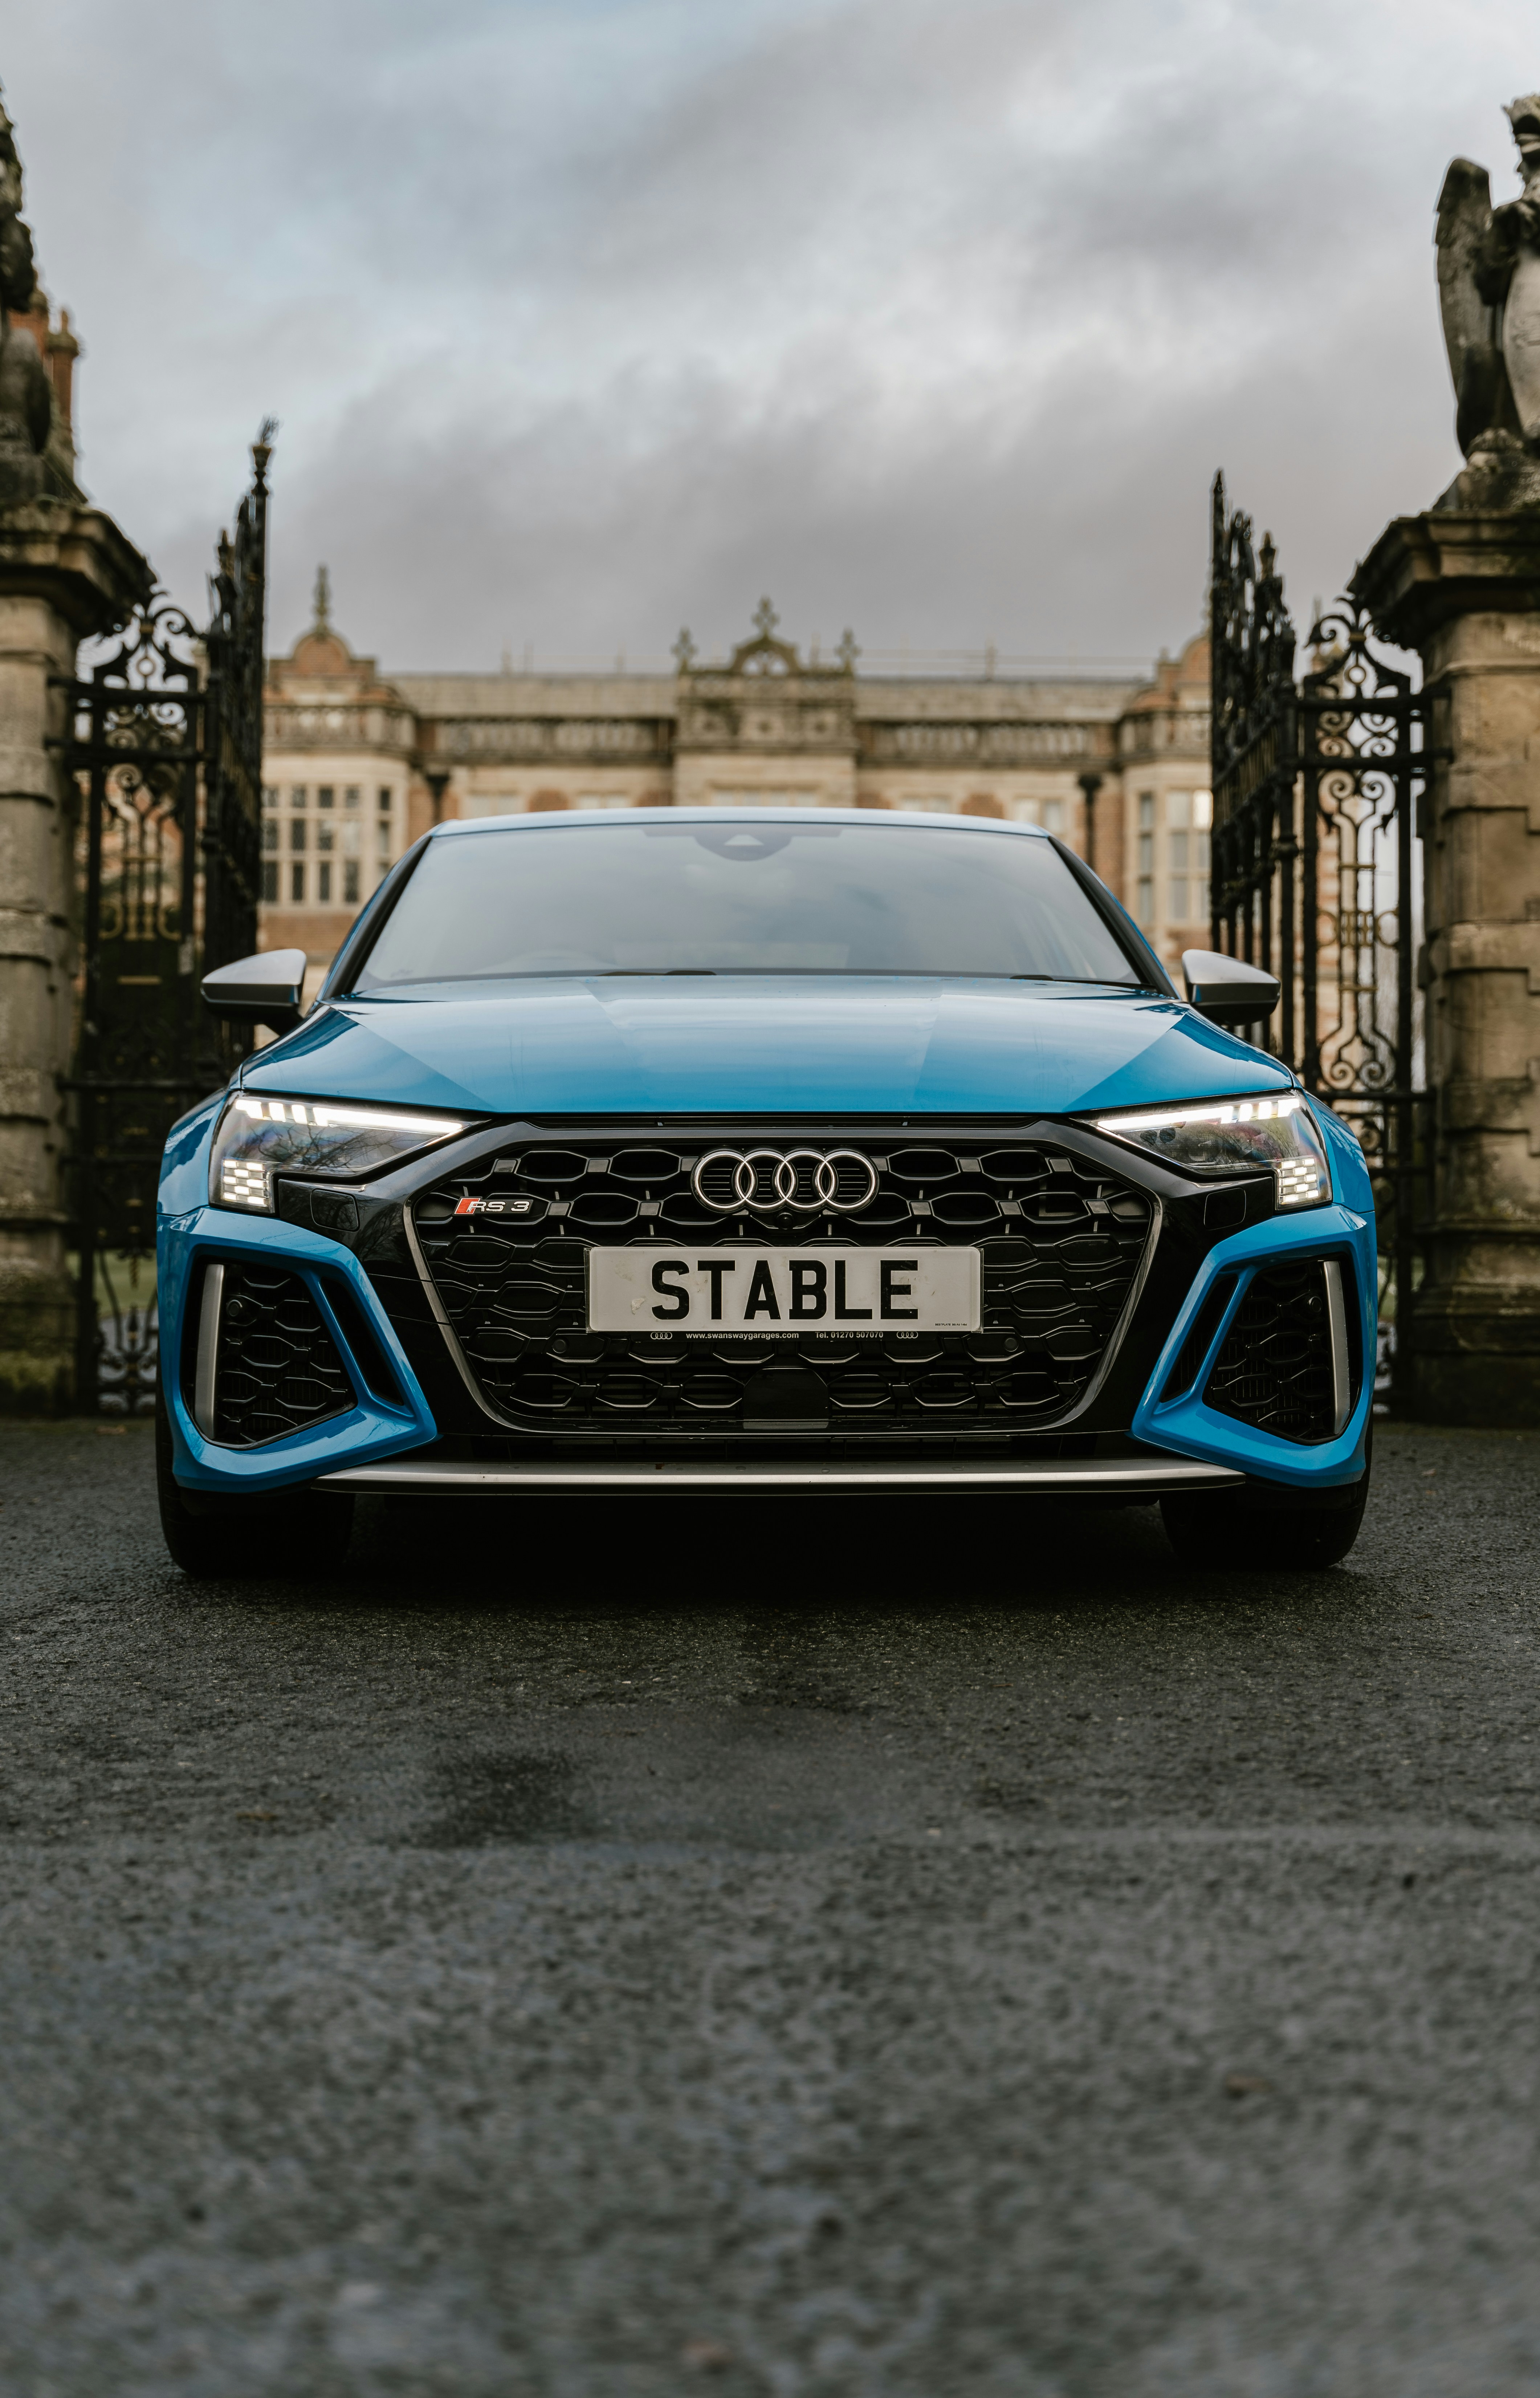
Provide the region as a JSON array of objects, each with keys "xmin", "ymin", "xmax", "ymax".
[
  {"xmin": 1209, "ymin": 481, "xmax": 1429, "ymax": 1408},
  {"xmin": 60, "ymin": 431, "xmax": 274, "ymax": 1412}
]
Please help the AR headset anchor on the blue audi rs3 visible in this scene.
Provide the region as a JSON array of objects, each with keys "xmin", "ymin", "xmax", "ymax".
[{"xmin": 155, "ymin": 809, "xmax": 1376, "ymax": 1574}]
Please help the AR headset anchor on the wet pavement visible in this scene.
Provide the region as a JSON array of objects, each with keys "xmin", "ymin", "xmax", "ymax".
[{"xmin": 0, "ymin": 1417, "xmax": 1537, "ymax": 2395}]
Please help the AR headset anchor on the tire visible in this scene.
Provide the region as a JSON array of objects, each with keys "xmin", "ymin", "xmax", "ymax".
[
  {"xmin": 1160, "ymin": 1447, "xmax": 1372, "ymax": 1573},
  {"xmin": 155, "ymin": 1383, "xmax": 354, "ymax": 1578}
]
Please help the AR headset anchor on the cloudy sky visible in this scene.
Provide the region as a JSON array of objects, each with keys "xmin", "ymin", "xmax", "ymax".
[{"xmin": 3, "ymin": 0, "xmax": 1536, "ymax": 671}]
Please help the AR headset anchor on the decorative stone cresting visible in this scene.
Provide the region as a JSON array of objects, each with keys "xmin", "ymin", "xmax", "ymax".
[{"xmin": 0, "ymin": 85, "xmax": 150, "ymax": 1409}]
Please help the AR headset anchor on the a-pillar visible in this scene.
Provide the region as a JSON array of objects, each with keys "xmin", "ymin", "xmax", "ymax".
[
  {"xmin": 1353, "ymin": 510, "xmax": 1540, "ymax": 1423},
  {"xmin": 0, "ymin": 498, "xmax": 150, "ymax": 1411}
]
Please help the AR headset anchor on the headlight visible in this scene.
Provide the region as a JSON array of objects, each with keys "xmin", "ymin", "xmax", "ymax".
[
  {"xmin": 1091, "ymin": 1090, "xmax": 1330, "ymax": 1210},
  {"xmin": 210, "ymin": 1093, "xmax": 469, "ymax": 1213}
]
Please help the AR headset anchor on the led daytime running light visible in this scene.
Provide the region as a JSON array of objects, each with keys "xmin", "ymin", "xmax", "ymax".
[
  {"xmin": 1095, "ymin": 1093, "xmax": 1305, "ymax": 1139},
  {"xmin": 229, "ymin": 1096, "xmax": 465, "ymax": 1139}
]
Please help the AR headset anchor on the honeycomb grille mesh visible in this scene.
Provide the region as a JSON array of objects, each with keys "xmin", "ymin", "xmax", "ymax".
[
  {"xmin": 1203, "ymin": 1259, "xmax": 1335, "ymax": 1442},
  {"xmin": 410, "ymin": 1138, "xmax": 1153, "ymax": 1435},
  {"xmin": 213, "ymin": 1264, "xmax": 354, "ymax": 1447}
]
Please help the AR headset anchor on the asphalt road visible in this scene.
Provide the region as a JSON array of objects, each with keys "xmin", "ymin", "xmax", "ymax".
[{"xmin": 0, "ymin": 1420, "xmax": 1537, "ymax": 2397}]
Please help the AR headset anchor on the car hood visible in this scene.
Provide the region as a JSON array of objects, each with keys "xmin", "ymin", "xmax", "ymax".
[{"xmin": 241, "ymin": 978, "xmax": 1292, "ymax": 1120}]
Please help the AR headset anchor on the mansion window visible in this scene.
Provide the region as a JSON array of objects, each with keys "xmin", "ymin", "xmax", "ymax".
[
  {"xmin": 261, "ymin": 784, "xmax": 281, "ymax": 906},
  {"xmin": 1133, "ymin": 788, "xmax": 1211, "ymax": 932},
  {"xmin": 261, "ymin": 780, "xmax": 400, "ymax": 910},
  {"xmin": 1166, "ymin": 790, "xmax": 1212, "ymax": 926}
]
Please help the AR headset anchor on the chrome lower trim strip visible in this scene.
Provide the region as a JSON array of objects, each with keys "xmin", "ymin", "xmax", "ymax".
[
  {"xmin": 193, "ymin": 1261, "xmax": 224, "ymax": 1438},
  {"xmin": 313, "ymin": 1453, "xmax": 1243, "ymax": 1497},
  {"xmin": 1323, "ymin": 1257, "xmax": 1351, "ymax": 1437}
]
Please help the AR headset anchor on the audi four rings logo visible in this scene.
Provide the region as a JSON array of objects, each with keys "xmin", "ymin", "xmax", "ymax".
[{"xmin": 692, "ymin": 1147, "xmax": 879, "ymax": 1215}]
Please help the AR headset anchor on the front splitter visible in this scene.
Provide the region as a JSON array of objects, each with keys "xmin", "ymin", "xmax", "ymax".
[{"xmin": 312, "ymin": 1454, "xmax": 1242, "ymax": 1497}]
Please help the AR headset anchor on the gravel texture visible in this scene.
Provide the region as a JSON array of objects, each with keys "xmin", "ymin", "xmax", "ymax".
[{"xmin": 0, "ymin": 1419, "xmax": 1537, "ymax": 2395}]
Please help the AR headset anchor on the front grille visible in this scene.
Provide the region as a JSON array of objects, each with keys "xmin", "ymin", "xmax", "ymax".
[
  {"xmin": 409, "ymin": 1137, "xmax": 1153, "ymax": 1436},
  {"xmin": 210, "ymin": 1264, "xmax": 354, "ymax": 1446},
  {"xmin": 1203, "ymin": 1259, "xmax": 1335, "ymax": 1442}
]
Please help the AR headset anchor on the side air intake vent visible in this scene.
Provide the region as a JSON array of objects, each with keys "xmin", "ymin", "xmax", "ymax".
[
  {"xmin": 192, "ymin": 1261, "xmax": 355, "ymax": 1447},
  {"xmin": 1202, "ymin": 1257, "xmax": 1354, "ymax": 1444}
]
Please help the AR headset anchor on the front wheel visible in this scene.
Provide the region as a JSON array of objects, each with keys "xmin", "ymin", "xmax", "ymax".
[
  {"xmin": 1161, "ymin": 1453, "xmax": 1371, "ymax": 1573},
  {"xmin": 155, "ymin": 1384, "xmax": 354, "ymax": 1578}
]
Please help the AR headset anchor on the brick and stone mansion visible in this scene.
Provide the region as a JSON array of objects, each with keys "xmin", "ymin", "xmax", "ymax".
[{"xmin": 260, "ymin": 580, "xmax": 1211, "ymax": 983}]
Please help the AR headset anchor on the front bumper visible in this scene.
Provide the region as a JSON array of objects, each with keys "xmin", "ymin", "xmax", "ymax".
[{"xmin": 159, "ymin": 1115, "xmax": 1376, "ymax": 1500}]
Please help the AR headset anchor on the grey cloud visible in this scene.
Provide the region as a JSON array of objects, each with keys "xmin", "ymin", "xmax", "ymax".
[{"xmin": 2, "ymin": 0, "xmax": 1530, "ymax": 672}]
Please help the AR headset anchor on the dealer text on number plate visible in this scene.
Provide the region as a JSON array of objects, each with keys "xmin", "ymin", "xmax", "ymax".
[{"xmin": 587, "ymin": 1246, "xmax": 981, "ymax": 1334}]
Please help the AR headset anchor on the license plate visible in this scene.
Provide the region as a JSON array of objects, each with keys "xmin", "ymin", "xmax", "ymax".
[{"xmin": 586, "ymin": 1245, "xmax": 980, "ymax": 1335}]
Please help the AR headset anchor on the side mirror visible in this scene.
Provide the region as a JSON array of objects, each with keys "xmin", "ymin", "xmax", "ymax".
[
  {"xmin": 201, "ymin": 947, "xmax": 308, "ymax": 1032},
  {"xmin": 1181, "ymin": 947, "xmax": 1280, "ymax": 1030}
]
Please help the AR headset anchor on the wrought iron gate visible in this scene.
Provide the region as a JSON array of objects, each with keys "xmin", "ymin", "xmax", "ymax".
[
  {"xmin": 59, "ymin": 425, "xmax": 274, "ymax": 1412},
  {"xmin": 1209, "ymin": 472, "xmax": 1429, "ymax": 1408}
]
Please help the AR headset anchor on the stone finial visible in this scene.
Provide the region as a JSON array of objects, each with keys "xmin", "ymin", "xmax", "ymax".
[
  {"xmin": 725, "ymin": 602, "xmax": 800, "ymax": 676},
  {"xmin": 835, "ymin": 628, "xmax": 859, "ymax": 673},
  {"xmin": 312, "ymin": 562, "xmax": 331, "ymax": 632},
  {"xmin": 672, "ymin": 625, "xmax": 696, "ymax": 672}
]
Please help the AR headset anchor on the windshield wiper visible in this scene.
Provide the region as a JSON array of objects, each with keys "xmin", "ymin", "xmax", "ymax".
[{"xmin": 600, "ymin": 968, "xmax": 717, "ymax": 976}]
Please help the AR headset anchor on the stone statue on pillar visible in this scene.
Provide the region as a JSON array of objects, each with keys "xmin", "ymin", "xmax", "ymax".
[
  {"xmin": 1435, "ymin": 95, "xmax": 1540, "ymax": 509},
  {"xmin": 0, "ymin": 87, "xmax": 54, "ymax": 508},
  {"xmin": 1349, "ymin": 92, "xmax": 1540, "ymax": 1422}
]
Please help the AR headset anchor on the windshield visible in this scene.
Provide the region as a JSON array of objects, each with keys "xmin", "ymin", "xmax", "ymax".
[{"xmin": 351, "ymin": 818, "xmax": 1145, "ymax": 988}]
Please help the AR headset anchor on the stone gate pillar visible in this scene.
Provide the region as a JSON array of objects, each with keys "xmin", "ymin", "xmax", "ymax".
[
  {"xmin": 0, "ymin": 500, "xmax": 149, "ymax": 1410},
  {"xmin": 1353, "ymin": 510, "xmax": 1540, "ymax": 1423}
]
